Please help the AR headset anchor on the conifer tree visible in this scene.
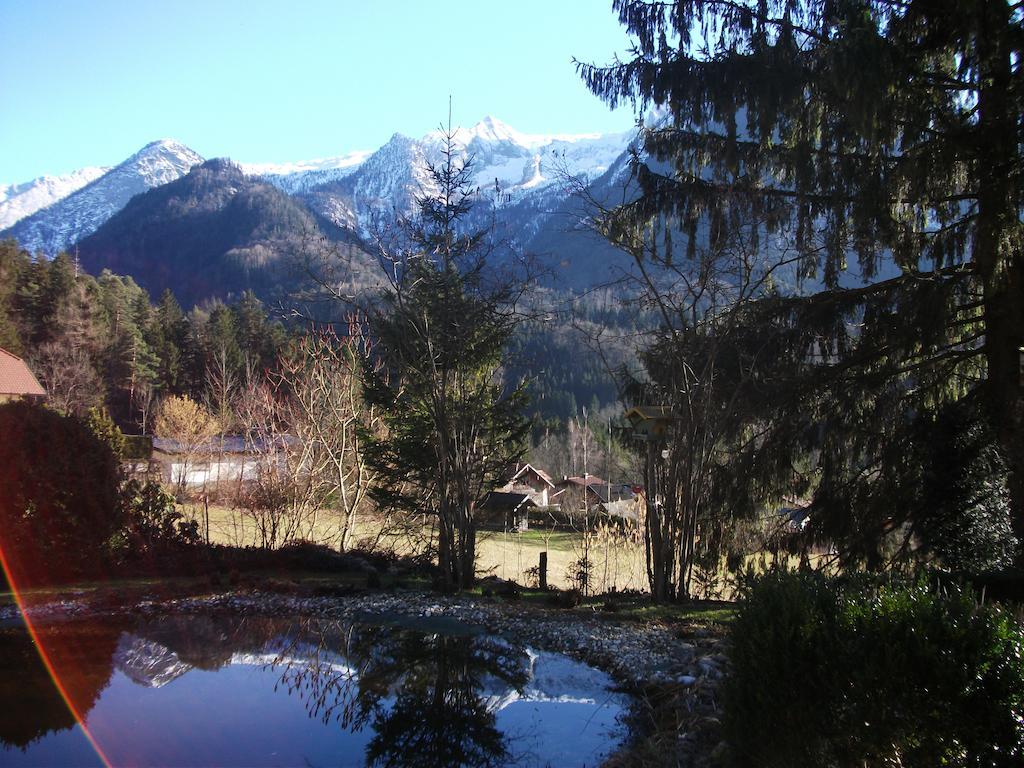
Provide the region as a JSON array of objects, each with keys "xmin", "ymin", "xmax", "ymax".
[
  {"xmin": 361, "ymin": 124, "xmax": 530, "ymax": 590},
  {"xmin": 582, "ymin": 0, "xmax": 1023, "ymax": 562},
  {"xmin": 154, "ymin": 289, "xmax": 188, "ymax": 392}
]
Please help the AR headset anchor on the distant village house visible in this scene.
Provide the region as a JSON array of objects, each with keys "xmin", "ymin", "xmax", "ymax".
[
  {"xmin": 128, "ymin": 435, "xmax": 293, "ymax": 490},
  {"xmin": 0, "ymin": 347, "xmax": 46, "ymax": 403}
]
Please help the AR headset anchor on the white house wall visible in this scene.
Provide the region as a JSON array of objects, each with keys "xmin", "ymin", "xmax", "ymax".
[{"xmin": 168, "ymin": 457, "xmax": 264, "ymax": 488}]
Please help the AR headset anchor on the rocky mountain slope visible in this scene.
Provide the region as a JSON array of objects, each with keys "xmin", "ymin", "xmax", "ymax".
[
  {"xmin": 2, "ymin": 139, "xmax": 203, "ymax": 255},
  {"xmin": 0, "ymin": 165, "xmax": 110, "ymax": 230},
  {"xmin": 2, "ymin": 118, "xmax": 640, "ymax": 290}
]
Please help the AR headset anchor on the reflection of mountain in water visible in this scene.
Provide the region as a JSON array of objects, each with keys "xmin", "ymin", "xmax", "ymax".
[
  {"xmin": 482, "ymin": 648, "xmax": 612, "ymax": 712},
  {"xmin": 0, "ymin": 613, "xmax": 625, "ymax": 767},
  {"xmin": 114, "ymin": 635, "xmax": 193, "ymax": 688}
]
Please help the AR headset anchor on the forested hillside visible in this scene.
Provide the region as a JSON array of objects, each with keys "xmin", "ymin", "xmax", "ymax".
[
  {"xmin": 75, "ymin": 158, "xmax": 375, "ymax": 309},
  {"xmin": 0, "ymin": 236, "xmax": 630, "ymax": 436},
  {"xmin": 0, "ymin": 239, "xmax": 289, "ymax": 430}
]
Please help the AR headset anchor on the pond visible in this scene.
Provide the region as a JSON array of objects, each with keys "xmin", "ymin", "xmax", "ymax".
[{"xmin": 0, "ymin": 610, "xmax": 629, "ymax": 767}]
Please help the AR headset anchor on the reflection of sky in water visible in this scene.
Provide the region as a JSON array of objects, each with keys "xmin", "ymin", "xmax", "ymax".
[{"xmin": 0, "ymin": 615, "xmax": 626, "ymax": 768}]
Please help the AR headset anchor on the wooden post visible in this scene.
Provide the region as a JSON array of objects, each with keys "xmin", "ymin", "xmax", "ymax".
[{"xmin": 539, "ymin": 551, "xmax": 548, "ymax": 590}]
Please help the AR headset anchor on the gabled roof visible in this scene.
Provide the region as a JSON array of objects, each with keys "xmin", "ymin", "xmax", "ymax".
[
  {"xmin": 625, "ymin": 405, "xmax": 675, "ymax": 421},
  {"xmin": 509, "ymin": 463, "xmax": 555, "ymax": 488},
  {"xmin": 152, "ymin": 435, "xmax": 295, "ymax": 454},
  {"xmin": 0, "ymin": 347, "xmax": 45, "ymax": 397}
]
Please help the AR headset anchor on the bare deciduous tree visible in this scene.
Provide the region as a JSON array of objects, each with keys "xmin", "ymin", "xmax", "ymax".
[
  {"xmin": 31, "ymin": 342, "xmax": 104, "ymax": 416},
  {"xmin": 233, "ymin": 324, "xmax": 380, "ymax": 550}
]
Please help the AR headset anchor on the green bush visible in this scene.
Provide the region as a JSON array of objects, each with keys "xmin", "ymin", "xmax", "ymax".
[
  {"xmin": 724, "ymin": 571, "xmax": 1024, "ymax": 767},
  {"xmin": 120, "ymin": 479, "xmax": 199, "ymax": 557}
]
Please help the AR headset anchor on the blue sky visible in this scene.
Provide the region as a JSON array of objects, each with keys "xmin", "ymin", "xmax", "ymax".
[{"xmin": 0, "ymin": 0, "xmax": 638, "ymax": 183}]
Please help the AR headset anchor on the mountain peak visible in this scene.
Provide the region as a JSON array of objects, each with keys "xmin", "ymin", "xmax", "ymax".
[
  {"xmin": 2, "ymin": 139, "xmax": 204, "ymax": 256},
  {"xmin": 463, "ymin": 115, "xmax": 524, "ymax": 145},
  {"xmin": 135, "ymin": 138, "xmax": 202, "ymax": 161}
]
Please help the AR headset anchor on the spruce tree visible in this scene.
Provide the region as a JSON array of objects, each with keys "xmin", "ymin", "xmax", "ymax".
[
  {"xmin": 581, "ymin": 0, "xmax": 1024, "ymax": 561},
  {"xmin": 361, "ymin": 124, "xmax": 530, "ymax": 591}
]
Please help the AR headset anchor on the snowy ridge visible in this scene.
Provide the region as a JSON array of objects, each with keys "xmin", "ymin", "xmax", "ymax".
[
  {"xmin": 298, "ymin": 117, "xmax": 634, "ymax": 238},
  {"xmin": 0, "ymin": 117, "xmax": 636, "ymax": 281},
  {"xmin": 0, "ymin": 166, "xmax": 110, "ymax": 230},
  {"xmin": 239, "ymin": 150, "xmax": 371, "ymax": 178},
  {"xmin": 2, "ymin": 139, "xmax": 203, "ymax": 256},
  {"xmin": 240, "ymin": 150, "xmax": 372, "ymax": 195}
]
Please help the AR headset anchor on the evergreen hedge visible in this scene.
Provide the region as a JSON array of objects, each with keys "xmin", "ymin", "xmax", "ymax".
[{"xmin": 724, "ymin": 571, "xmax": 1024, "ymax": 767}]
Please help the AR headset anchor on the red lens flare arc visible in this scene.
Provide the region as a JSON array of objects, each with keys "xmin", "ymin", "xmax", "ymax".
[{"xmin": 0, "ymin": 545, "xmax": 115, "ymax": 768}]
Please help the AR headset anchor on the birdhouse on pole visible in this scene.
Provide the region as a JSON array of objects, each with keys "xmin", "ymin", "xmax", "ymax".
[{"xmin": 624, "ymin": 406, "xmax": 676, "ymax": 441}]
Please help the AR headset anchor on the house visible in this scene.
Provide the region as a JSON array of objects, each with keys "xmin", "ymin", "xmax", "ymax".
[
  {"xmin": 555, "ymin": 473, "xmax": 607, "ymax": 492},
  {"xmin": 0, "ymin": 347, "xmax": 46, "ymax": 403},
  {"xmin": 478, "ymin": 491, "xmax": 535, "ymax": 531},
  {"xmin": 551, "ymin": 474, "xmax": 640, "ymax": 527},
  {"xmin": 553, "ymin": 474, "xmax": 628, "ymax": 507},
  {"xmin": 624, "ymin": 405, "xmax": 677, "ymax": 442},
  {"xmin": 151, "ymin": 435, "xmax": 292, "ymax": 489},
  {"xmin": 495, "ymin": 463, "xmax": 557, "ymax": 507}
]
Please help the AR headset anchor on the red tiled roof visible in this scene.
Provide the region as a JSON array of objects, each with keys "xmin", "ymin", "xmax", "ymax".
[{"xmin": 0, "ymin": 347, "xmax": 46, "ymax": 397}]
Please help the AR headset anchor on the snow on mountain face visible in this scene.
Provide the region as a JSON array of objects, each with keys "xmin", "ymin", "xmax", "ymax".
[
  {"xmin": 2, "ymin": 139, "xmax": 203, "ymax": 256},
  {"xmin": 1, "ymin": 118, "xmax": 632, "ymax": 277},
  {"xmin": 302, "ymin": 132, "xmax": 438, "ymax": 234},
  {"xmin": 114, "ymin": 634, "xmax": 193, "ymax": 688},
  {"xmin": 0, "ymin": 166, "xmax": 110, "ymax": 230},
  {"xmin": 240, "ymin": 150, "xmax": 372, "ymax": 195},
  {"xmin": 298, "ymin": 117, "xmax": 634, "ymax": 238}
]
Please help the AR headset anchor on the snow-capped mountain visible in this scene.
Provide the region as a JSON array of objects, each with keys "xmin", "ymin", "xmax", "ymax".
[
  {"xmin": 2, "ymin": 139, "xmax": 203, "ymax": 256},
  {"xmin": 449, "ymin": 115, "xmax": 629, "ymax": 192},
  {"xmin": 301, "ymin": 131, "xmax": 436, "ymax": 233},
  {"xmin": 114, "ymin": 634, "xmax": 193, "ymax": 688},
  {"xmin": 0, "ymin": 166, "xmax": 110, "ymax": 230},
  {"xmin": 240, "ymin": 150, "xmax": 372, "ymax": 195},
  {"xmin": 294, "ymin": 116, "xmax": 633, "ymax": 239},
  {"xmin": 1, "ymin": 118, "xmax": 639, "ymax": 289}
]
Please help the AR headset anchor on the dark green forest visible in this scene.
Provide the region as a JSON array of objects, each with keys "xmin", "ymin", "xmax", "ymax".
[
  {"xmin": 0, "ymin": 237, "xmax": 628, "ymax": 437},
  {"xmin": 0, "ymin": 239, "xmax": 288, "ymax": 429}
]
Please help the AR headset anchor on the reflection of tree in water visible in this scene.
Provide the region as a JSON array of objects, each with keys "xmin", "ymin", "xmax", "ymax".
[
  {"xmin": 276, "ymin": 620, "xmax": 531, "ymax": 768},
  {"xmin": 0, "ymin": 618, "xmax": 124, "ymax": 749}
]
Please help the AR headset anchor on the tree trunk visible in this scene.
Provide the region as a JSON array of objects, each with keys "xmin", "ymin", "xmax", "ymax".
[
  {"xmin": 437, "ymin": 507, "xmax": 455, "ymax": 592},
  {"xmin": 976, "ymin": 0, "xmax": 1024, "ymax": 541},
  {"xmin": 458, "ymin": 517, "xmax": 476, "ymax": 590}
]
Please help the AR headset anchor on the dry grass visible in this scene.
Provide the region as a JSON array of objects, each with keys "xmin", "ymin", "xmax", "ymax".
[
  {"xmin": 476, "ymin": 528, "xmax": 649, "ymax": 592},
  {"xmin": 189, "ymin": 504, "xmax": 647, "ymax": 592},
  {"xmin": 187, "ymin": 503, "xmax": 828, "ymax": 595}
]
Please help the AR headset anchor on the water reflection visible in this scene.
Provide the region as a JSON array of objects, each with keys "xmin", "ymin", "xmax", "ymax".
[
  {"xmin": 0, "ymin": 618, "xmax": 122, "ymax": 750},
  {"xmin": 0, "ymin": 612, "xmax": 625, "ymax": 767}
]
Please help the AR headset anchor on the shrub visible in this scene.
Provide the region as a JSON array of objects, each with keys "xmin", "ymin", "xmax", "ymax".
[
  {"xmin": 120, "ymin": 479, "xmax": 199, "ymax": 558},
  {"xmin": 0, "ymin": 400, "xmax": 123, "ymax": 583},
  {"xmin": 724, "ymin": 571, "xmax": 1024, "ymax": 767}
]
